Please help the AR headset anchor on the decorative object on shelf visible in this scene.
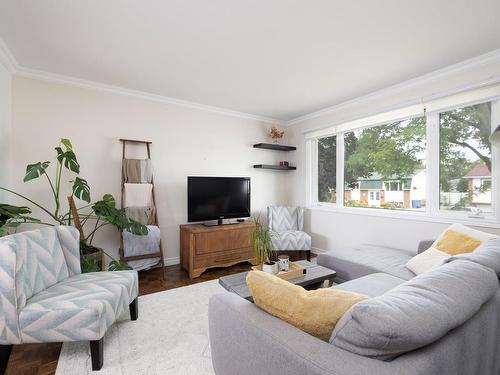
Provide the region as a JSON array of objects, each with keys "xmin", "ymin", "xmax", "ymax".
[
  {"xmin": 0, "ymin": 138, "xmax": 145, "ymax": 273},
  {"xmin": 251, "ymin": 216, "xmax": 277, "ymax": 274},
  {"xmin": 279, "ymin": 161, "xmax": 290, "ymax": 167},
  {"xmin": 269, "ymin": 126, "xmax": 285, "ymax": 143}
]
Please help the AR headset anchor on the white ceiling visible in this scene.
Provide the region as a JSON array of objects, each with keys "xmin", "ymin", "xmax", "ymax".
[{"xmin": 1, "ymin": 0, "xmax": 500, "ymax": 121}]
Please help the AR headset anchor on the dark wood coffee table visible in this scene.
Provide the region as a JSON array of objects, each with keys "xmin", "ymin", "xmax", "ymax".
[{"xmin": 218, "ymin": 260, "xmax": 337, "ymax": 301}]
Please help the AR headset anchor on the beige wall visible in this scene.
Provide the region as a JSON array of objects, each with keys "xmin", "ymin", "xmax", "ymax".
[
  {"xmin": 9, "ymin": 77, "xmax": 290, "ymax": 264},
  {"xmin": 0, "ymin": 62, "xmax": 11, "ymax": 201}
]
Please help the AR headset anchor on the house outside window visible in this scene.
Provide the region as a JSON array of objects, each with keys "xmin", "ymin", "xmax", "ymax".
[{"xmin": 311, "ymin": 91, "xmax": 500, "ymax": 224}]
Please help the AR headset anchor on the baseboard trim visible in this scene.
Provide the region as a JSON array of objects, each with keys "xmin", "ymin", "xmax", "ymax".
[
  {"xmin": 164, "ymin": 256, "xmax": 180, "ymax": 266},
  {"xmin": 311, "ymin": 247, "xmax": 327, "ymax": 255}
]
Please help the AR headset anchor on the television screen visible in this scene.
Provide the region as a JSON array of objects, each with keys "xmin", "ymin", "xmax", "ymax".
[{"xmin": 187, "ymin": 177, "xmax": 251, "ymax": 223}]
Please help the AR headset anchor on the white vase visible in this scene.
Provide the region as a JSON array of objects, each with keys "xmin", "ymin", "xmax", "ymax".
[{"xmin": 262, "ymin": 262, "xmax": 278, "ymax": 274}]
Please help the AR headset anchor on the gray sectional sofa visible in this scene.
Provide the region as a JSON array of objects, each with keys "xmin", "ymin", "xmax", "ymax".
[{"xmin": 208, "ymin": 240, "xmax": 500, "ymax": 375}]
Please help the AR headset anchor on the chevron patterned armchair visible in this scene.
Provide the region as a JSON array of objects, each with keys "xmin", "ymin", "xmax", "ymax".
[
  {"xmin": 267, "ymin": 206, "xmax": 312, "ymax": 261},
  {"xmin": 0, "ymin": 226, "xmax": 139, "ymax": 373}
]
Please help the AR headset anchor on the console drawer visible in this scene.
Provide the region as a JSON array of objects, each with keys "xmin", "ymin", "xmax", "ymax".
[
  {"xmin": 194, "ymin": 228, "xmax": 253, "ymax": 255},
  {"xmin": 193, "ymin": 247, "xmax": 255, "ymax": 269}
]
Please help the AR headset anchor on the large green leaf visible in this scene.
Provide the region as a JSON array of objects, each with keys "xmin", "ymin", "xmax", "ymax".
[
  {"xmin": 108, "ymin": 259, "xmax": 132, "ymax": 271},
  {"xmin": 102, "ymin": 193, "xmax": 116, "ymax": 208},
  {"xmin": 55, "ymin": 147, "xmax": 80, "ymax": 174},
  {"xmin": 80, "ymin": 254, "xmax": 101, "ymax": 273},
  {"xmin": 92, "ymin": 195, "xmax": 147, "ymax": 235},
  {"xmin": 60, "ymin": 138, "xmax": 73, "ymax": 151},
  {"xmin": 72, "ymin": 177, "xmax": 91, "ymax": 202},
  {"xmin": 125, "ymin": 219, "xmax": 149, "ymax": 235},
  {"xmin": 24, "ymin": 161, "xmax": 50, "ymax": 182}
]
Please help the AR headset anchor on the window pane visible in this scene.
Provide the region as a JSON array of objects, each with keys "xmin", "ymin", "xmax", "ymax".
[
  {"xmin": 439, "ymin": 102, "xmax": 492, "ymax": 214},
  {"xmin": 344, "ymin": 117, "xmax": 426, "ymax": 210},
  {"xmin": 318, "ymin": 135, "xmax": 336, "ymax": 203}
]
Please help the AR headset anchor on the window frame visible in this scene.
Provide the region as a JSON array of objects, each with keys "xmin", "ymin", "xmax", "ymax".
[{"xmin": 308, "ymin": 96, "xmax": 500, "ymax": 227}]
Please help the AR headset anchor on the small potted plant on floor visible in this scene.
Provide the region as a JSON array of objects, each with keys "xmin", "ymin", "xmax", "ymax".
[{"xmin": 252, "ymin": 216, "xmax": 277, "ymax": 273}]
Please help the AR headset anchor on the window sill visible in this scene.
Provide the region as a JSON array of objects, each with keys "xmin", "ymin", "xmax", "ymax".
[{"xmin": 306, "ymin": 204, "xmax": 500, "ymax": 229}]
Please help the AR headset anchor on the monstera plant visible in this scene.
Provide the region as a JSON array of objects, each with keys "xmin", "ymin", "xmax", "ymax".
[{"xmin": 0, "ymin": 138, "xmax": 147, "ymax": 272}]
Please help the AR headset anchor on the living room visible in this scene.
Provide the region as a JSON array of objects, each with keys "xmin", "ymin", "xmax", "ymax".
[{"xmin": 1, "ymin": 1, "xmax": 500, "ymax": 374}]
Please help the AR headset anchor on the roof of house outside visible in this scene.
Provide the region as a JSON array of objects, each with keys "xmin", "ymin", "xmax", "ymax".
[{"xmin": 466, "ymin": 164, "xmax": 491, "ymax": 178}]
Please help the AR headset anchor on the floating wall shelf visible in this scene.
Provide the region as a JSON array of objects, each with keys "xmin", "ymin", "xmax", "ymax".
[
  {"xmin": 253, "ymin": 143, "xmax": 296, "ymax": 151},
  {"xmin": 253, "ymin": 164, "xmax": 296, "ymax": 170}
]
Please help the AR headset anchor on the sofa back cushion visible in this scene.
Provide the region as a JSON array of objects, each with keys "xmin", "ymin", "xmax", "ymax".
[
  {"xmin": 330, "ymin": 259, "xmax": 499, "ymax": 360},
  {"xmin": 447, "ymin": 237, "xmax": 500, "ymax": 277},
  {"xmin": 7, "ymin": 227, "xmax": 70, "ymax": 307}
]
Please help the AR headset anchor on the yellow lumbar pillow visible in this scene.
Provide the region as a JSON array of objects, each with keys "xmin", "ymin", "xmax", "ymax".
[
  {"xmin": 246, "ymin": 270, "xmax": 367, "ymax": 341},
  {"xmin": 434, "ymin": 223, "xmax": 497, "ymax": 256},
  {"xmin": 435, "ymin": 229, "xmax": 482, "ymax": 255}
]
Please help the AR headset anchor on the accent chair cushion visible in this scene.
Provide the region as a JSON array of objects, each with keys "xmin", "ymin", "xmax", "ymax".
[
  {"xmin": 271, "ymin": 230, "xmax": 311, "ymax": 251},
  {"xmin": 330, "ymin": 260, "xmax": 499, "ymax": 360},
  {"xmin": 5, "ymin": 227, "xmax": 71, "ymax": 306},
  {"xmin": 267, "ymin": 206, "xmax": 303, "ymax": 232},
  {"xmin": 19, "ymin": 270, "xmax": 138, "ymax": 343},
  {"xmin": 247, "ymin": 270, "xmax": 367, "ymax": 342}
]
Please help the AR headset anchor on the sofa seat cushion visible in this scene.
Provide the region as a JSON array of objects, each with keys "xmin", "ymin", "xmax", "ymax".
[
  {"xmin": 271, "ymin": 230, "xmax": 311, "ymax": 251},
  {"xmin": 19, "ymin": 271, "xmax": 138, "ymax": 343},
  {"xmin": 317, "ymin": 244, "xmax": 415, "ymax": 282},
  {"xmin": 334, "ymin": 273, "xmax": 406, "ymax": 298},
  {"xmin": 330, "ymin": 260, "xmax": 499, "ymax": 360}
]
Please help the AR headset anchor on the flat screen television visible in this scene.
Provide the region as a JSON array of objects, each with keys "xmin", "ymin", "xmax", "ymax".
[{"xmin": 187, "ymin": 176, "xmax": 251, "ymax": 225}]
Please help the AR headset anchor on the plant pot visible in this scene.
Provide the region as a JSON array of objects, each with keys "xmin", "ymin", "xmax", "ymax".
[{"xmin": 262, "ymin": 261, "xmax": 278, "ymax": 274}]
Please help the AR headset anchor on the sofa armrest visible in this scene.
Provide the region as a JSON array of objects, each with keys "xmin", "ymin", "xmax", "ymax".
[
  {"xmin": 417, "ymin": 239, "xmax": 435, "ymax": 254},
  {"xmin": 209, "ymin": 292, "xmax": 413, "ymax": 375}
]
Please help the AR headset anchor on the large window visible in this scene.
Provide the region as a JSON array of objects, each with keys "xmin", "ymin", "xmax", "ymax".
[
  {"xmin": 343, "ymin": 117, "xmax": 426, "ymax": 211},
  {"xmin": 439, "ymin": 102, "xmax": 492, "ymax": 215},
  {"xmin": 310, "ymin": 95, "xmax": 499, "ymax": 223},
  {"xmin": 318, "ymin": 135, "xmax": 336, "ymax": 203}
]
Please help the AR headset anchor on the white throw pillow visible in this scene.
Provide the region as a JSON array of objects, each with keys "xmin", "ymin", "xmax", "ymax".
[{"xmin": 405, "ymin": 247, "xmax": 450, "ymax": 275}]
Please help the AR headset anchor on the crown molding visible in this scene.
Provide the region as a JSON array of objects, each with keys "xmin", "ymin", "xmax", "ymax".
[
  {"xmin": 0, "ymin": 38, "xmax": 19, "ymax": 73},
  {"xmin": 0, "ymin": 37, "xmax": 284, "ymax": 125},
  {"xmin": 286, "ymin": 47, "xmax": 500, "ymax": 126}
]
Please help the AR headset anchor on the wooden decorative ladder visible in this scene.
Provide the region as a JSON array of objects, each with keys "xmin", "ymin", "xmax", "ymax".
[{"xmin": 119, "ymin": 138, "xmax": 166, "ymax": 279}]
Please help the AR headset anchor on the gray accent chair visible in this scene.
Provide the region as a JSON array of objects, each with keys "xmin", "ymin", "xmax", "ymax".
[
  {"xmin": 0, "ymin": 226, "xmax": 139, "ymax": 372},
  {"xmin": 208, "ymin": 239, "xmax": 500, "ymax": 375},
  {"xmin": 267, "ymin": 206, "xmax": 312, "ymax": 261}
]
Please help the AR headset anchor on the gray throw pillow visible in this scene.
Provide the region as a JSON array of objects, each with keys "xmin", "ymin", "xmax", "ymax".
[
  {"xmin": 330, "ymin": 260, "xmax": 498, "ymax": 360},
  {"xmin": 446, "ymin": 237, "xmax": 500, "ymax": 277}
]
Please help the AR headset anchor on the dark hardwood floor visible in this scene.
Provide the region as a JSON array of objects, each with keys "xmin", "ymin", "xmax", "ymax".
[
  {"xmin": 4, "ymin": 262, "xmax": 254, "ymax": 375},
  {"xmin": 5, "ymin": 253, "xmax": 314, "ymax": 375}
]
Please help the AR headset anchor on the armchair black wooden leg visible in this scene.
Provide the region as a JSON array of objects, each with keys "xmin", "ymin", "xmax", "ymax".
[
  {"xmin": 0, "ymin": 345, "xmax": 12, "ymax": 375},
  {"xmin": 90, "ymin": 338, "xmax": 103, "ymax": 371},
  {"xmin": 306, "ymin": 250, "xmax": 311, "ymax": 262},
  {"xmin": 129, "ymin": 298, "xmax": 138, "ymax": 321}
]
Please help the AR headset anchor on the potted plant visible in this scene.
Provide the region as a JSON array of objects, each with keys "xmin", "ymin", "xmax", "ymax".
[
  {"xmin": 251, "ymin": 216, "xmax": 277, "ymax": 274},
  {"xmin": 0, "ymin": 138, "xmax": 147, "ymax": 272}
]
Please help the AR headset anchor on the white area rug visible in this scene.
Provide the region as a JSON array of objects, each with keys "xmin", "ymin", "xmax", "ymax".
[{"xmin": 56, "ymin": 280, "xmax": 224, "ymax": 375}]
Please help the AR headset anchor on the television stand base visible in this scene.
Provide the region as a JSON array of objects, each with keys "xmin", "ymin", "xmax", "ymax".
[
  {"xmin": 180, "ymin": 222, "xmax": 257, "ymax": 278},
  {"xmin": 202, "ymin": 219, "xmax": 241, "ymax": 227}
]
